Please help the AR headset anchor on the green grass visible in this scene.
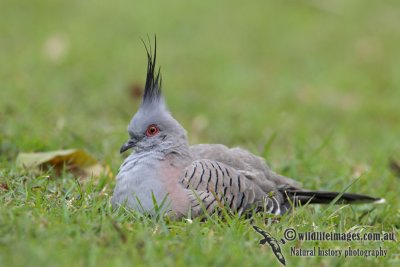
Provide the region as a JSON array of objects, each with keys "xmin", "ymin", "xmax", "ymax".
[{"xmin": 1, "ymin": 0, "xmax": 400, "ymax": 266}]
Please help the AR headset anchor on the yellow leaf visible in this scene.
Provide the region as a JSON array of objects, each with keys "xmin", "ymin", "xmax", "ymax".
[{"xmin": 16, "ymin": 149, "xmax": 109, "ymax": 179}]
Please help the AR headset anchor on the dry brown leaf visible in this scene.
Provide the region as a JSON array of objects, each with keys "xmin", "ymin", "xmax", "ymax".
[
  {"xmin": 389, "ymin": 158, "xmax": 400, "ymax": 178},
  {"xmin": 16, "ymin": 149, "xmax": 109, "ymax": 179},
  {"xmin": 0, "ymin": 183, "xmax": 9, "ymax": 191}
]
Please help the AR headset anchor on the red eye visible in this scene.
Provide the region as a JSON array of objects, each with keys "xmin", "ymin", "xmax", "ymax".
[{"xmin": 146, "ymin": 124, "xmax": 159, "ymax": 137}]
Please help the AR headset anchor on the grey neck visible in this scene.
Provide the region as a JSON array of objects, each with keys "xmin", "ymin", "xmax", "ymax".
[
  {"xmin": 120, "ymin": 138, "xmax": 191, "ymax": 172},
  {"xmin": 156, "ymin": 138, "xmax": 192, "ymax": 167}
]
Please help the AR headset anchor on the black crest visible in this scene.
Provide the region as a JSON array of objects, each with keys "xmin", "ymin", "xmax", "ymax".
[{"xmin": 142, "ymin": 37, "xmax": 162, "ymax": 104}]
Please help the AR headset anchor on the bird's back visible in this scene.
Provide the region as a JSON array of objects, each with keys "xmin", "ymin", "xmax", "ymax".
[{"xmin": 189, "ymin": 144, "xmax": 302, "ymax": 192}]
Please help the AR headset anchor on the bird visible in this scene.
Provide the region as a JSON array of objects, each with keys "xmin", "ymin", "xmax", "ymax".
[{"xmin": 111, "ymin": 40, "xmax": 384, "ymax": 219}]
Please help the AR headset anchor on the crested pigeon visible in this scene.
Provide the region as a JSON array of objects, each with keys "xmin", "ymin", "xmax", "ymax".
[{"xmin": 111, "ymin": 41, "xmax": 383, "ymax": 219}]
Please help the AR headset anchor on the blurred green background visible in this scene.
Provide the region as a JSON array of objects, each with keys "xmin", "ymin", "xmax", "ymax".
[
  {"xmin": 1, "ymin": 0, "xmax": 400, "ymax": 266},
  {"xmin": 2, "ymin": 0, "xmax": 400, "ymax": 168}
]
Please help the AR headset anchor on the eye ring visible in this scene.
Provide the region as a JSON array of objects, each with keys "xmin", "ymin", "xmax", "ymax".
[{"xmin": 146, "ymin": 124, "xmax": 159, "ymax": 137}]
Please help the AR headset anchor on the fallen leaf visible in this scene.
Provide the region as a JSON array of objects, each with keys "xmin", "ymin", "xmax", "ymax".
[
  {"xmin": 351, "ymin": 163, "xmax": 370, "ymax": 178},
  {"xmin": 128, "ymin": 82, "xmax": 143, "ymax": 100},
  {"xmin": 16, "ymin": 149, "xmax": 109, "ymax": 179},
  {"xmin": 389, "ymin": 158, "xmax": 400, "ymax": 178},
  {"xmin": 0, "ymin": 183, "xmax": 9, "ymax": 191},
  {"xmin": 43, "ymin": 33, "xmax": 69, "ymax": 63}
]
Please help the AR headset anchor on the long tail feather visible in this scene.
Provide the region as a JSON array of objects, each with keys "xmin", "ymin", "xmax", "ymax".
[{"xmin": 285, "ymin": 189, "xmax": 385, "ymax": 205}]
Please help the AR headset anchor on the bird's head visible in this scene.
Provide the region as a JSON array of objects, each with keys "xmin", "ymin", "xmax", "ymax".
[{"xmin": 120, "ymin": 40, "xmax": 188, "ymax": 154}]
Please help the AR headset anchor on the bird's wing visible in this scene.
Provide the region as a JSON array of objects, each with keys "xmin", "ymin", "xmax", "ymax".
[
  {"xmin": 189, "ymin": 144, "xmax": 302, "ymax": 191},
  {"xmin": 179, "ymin": 159, "xmax": 286, "ymax": 217}
]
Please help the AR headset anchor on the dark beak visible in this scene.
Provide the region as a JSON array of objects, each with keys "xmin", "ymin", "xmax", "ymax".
[{"xmin": 120, "ymin": 139, "xmax": 136, "ymax": 154}]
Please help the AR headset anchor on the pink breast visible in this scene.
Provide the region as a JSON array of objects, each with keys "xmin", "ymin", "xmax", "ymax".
[{"xmin": 158, "ymin": 162, "xmax": 189, "ymax": 216}]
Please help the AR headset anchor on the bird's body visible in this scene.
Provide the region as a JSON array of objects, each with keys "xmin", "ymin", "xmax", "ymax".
[
  {"xmin": 111, "ymin": 41, "xmax": 382, "ymax": 219},
  {"xmin": 114, "ymin": 150, "xmax": 173, "ymax": 213}
]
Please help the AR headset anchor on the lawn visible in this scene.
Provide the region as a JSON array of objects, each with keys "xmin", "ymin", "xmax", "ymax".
[{"xmin": 1, "ymin": 0, "xmax": 399, "ymax": 266}]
